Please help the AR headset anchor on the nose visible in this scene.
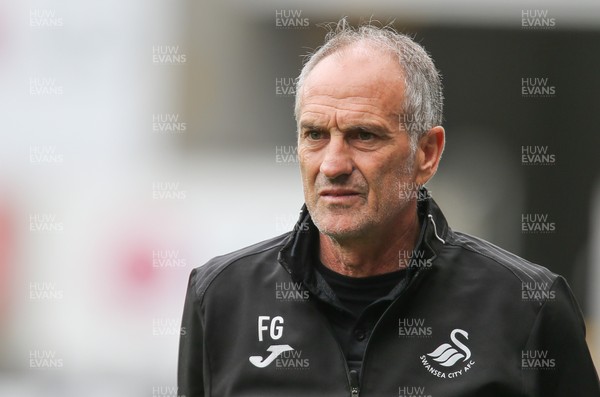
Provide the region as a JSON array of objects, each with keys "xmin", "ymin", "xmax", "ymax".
[{"xmin": 319, "ymin": 135, "xmax": 353, "ymax": 179}]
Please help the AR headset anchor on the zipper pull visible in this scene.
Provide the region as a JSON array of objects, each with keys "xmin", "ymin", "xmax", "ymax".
[{"xmin": 349, "ymin": 369, "xmax": 360, "ymax": 397}]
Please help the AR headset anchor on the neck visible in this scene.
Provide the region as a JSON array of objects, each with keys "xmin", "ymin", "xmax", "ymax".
[{"xmin": 318, "ymin": 208, "xmax": 420, "ymax": 277}]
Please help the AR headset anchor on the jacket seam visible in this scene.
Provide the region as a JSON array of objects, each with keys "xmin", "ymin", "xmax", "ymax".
[
  {"xmin": 520, "ymin": 277, "xmax": 560, "ymax": 394},
  {"xmin": 195, "ymin": 241, "xmax": 288, "ymax": 306},
  {"xmin": 193, "ymin": 241, "xmax": 287, "ymax": 396},
  {"xmin": 445, "ymin": 233, "xmax": 554, "ymax": 286},
  {"xmin": 199, "ymin": 300, "xmax": 211, "ymax": 397}
]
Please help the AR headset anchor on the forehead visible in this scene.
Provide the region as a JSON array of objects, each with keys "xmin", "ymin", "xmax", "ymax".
[{"xmin": 299, "ymin": 45, "xmax": 405, "ymax": 124}]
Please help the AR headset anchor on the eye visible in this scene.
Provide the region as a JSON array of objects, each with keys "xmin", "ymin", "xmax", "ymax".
[
  {"xmin": 308, "ymin": 130, "xmax": 323, "ymax": 140},
  {"xmin": 357, "ymin": 131, "xmax": 375, "ymax": 141}
]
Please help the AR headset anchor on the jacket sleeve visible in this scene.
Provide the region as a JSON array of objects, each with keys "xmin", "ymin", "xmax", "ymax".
[
  {"xmin": 178, "ymin": 268, "xmax": 206, "ymax": 397},
  {"xmin": 523, "ymin": 276, "xmax": 600, "ymax": 396}
]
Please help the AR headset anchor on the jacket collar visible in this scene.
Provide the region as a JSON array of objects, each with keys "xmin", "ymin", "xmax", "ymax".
[{"xmin": 278, "ymin": 188, "xmax": 450, "ymax": 286}]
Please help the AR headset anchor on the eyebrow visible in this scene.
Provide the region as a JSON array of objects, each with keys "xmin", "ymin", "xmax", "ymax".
[
  {"xmin": 299, "ymin": 122, "xmax": 391, "ymax": 135},
  {"xmin": 299, "ymin": 123, "xmax": 325, "ymax": 131},
  {"xmin": 345, "ymin": 124, "xmax": 390, "ymax": 135}
]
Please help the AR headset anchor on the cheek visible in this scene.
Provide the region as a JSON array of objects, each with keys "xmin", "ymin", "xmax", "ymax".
[
  {"xmin": 361, "ymin": 159, "xmax": 409, "ymax": 198},
  {"xmin": 298, "ymin": 150, "xmax": 319, "ymax": 180}
]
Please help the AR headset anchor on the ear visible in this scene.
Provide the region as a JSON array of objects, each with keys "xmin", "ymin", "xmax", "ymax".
[{"xmin": 414, "ymin": 126, "xmax": 445, "ymax": 185}]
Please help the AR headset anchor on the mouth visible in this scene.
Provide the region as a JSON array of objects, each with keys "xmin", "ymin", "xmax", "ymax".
[
  {"xmin": 318, "ymin": 189, "xmax": 362, "ymax": 204},
  {"xmin": 319, "ymin": 188, "xmax": 360, "ymax": 196}
]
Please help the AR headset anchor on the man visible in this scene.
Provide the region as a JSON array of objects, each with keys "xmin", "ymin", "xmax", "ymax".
[{"xmin": 178, "ymin": 20, "xmax": 600, "ymax": 396}]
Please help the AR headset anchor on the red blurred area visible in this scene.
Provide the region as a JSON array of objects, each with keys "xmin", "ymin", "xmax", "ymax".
[{"xmin": 0, "ymin": 200, "xmax": 15, "ymax": 325}]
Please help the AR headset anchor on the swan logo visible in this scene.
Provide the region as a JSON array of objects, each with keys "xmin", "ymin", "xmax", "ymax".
[
  {"xmin": 420, "ymin": 329, "xmax": 476, "ymax": 379},
  {"xmin": 427, "ymin": 329, "xmax": 471, "ymax": 366}
]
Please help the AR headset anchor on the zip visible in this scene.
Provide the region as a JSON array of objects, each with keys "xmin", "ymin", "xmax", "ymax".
[
  {"xmin": 357, "ymin": 268, "xmax": 426, "ymax": 395},
  {"xmin": 279, "ymin": 220, "xmax": 432, "ymax": 396},
  {"xmin": 349, "ymin": 369, "xmax": 360, "ymax": 397},
  {"xmin": 274, "ymin": 272, "xmax": 362, "ymax": 395},
  {"xmin": 312, "ymin": 305, "xmax": 361, "ymax": 396},
  {"xmin": 340, "ymin": 269, "xmax": 426, "ymax": 396},
  {"xmin": 308, "ymin": 267, "xmax": 427, "ymax": 397}
]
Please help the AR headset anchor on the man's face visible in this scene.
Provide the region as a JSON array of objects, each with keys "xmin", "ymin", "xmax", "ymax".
[{"xmin": 297, "ymin": 46, "xmax": 419, "ymax": 240}]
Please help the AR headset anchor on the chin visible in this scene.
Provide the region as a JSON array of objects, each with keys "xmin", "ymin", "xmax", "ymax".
[{"xmin": 312, "ymin": 214, "xmax": 370, "ymax": 240}]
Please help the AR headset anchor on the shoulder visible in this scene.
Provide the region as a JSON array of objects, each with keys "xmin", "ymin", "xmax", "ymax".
[
  {"xmin": 187, "ymin": 232, "xmax": 292, "ymax": 301},
  {"xmin": 445, "ymin": 230, "xmax": 557, "ymax": 286}
]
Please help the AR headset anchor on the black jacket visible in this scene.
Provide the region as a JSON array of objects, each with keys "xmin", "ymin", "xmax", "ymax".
[{"xmin": 178, "ymin": 198, "xmax": 600, "ymax": 396}]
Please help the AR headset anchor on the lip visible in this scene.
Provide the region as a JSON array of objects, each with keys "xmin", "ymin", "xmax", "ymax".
[
  {"xmin": 318, "ymin": 189, "xmax": 361, "ymax": 197},
  {"xmin": 318, "ymin": 189, "xmax": 363, "ymax": 204}
]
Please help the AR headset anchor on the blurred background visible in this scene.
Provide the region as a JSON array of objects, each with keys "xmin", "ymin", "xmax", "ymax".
[{"xmin": 1, "ymin": 0, "xmax": 600, "ymax": 395}]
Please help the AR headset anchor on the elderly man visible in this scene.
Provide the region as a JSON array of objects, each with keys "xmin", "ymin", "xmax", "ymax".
[{"xmin": 178, "ymin": 21, "xmax": 599, "ymax": 396}]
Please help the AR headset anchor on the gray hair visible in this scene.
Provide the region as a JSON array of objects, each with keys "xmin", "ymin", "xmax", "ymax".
[{"xmin": 294, "ymin": 19, "xmax": 444, "ymax": 151}]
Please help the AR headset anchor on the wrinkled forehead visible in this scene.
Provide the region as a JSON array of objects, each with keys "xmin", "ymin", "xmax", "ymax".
[{"xmin": 299, "ymin": 43, "xmax": 405, "ymax": 117}]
